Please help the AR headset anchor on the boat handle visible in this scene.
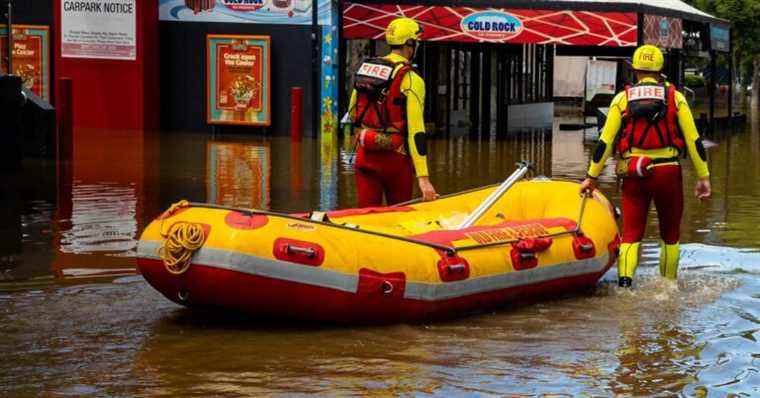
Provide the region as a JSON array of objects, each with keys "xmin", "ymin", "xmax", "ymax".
[
  {"xmin": 520, "ymin": 252, "xmax": 536, "ymax": 260},
  {"xmin": 285, "ymin": 244, "xmax": 316, "ymax": 259},
  {"xmin": 381, "ymin": 280, "xmax": 394, "ymax": 295},
  {"xmin": 447, "ymin": 263, "xmax": 467, "ymax": 274}
]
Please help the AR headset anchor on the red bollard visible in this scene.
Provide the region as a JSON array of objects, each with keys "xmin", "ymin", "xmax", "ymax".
[
  {"xmin": 290, "ymin": 87, "xmax": 303, "ymax": 142},
  {"xmin": 57, "ymin": 77, "xmax": 74, "ymax": 163}
]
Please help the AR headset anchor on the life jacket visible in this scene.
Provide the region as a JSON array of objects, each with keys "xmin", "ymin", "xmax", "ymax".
[
  {"xmin": 352, "ymin": 57, "xmax": 412, "ymax": 138},
  {"xmin": 616, "ymin": 82, "xmax": 685, "ymax": 155}
]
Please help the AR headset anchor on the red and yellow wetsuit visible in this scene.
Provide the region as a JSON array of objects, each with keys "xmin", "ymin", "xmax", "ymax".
[
  {"xmin": 587, "ymin": 77, "xmax": 710, "ymax": 281},
  {"xmin": 348, "ymin": 52, "xmax": 429, "ymax": 207}
]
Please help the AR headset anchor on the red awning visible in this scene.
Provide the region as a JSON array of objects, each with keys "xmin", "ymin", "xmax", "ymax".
[{"xmin": 343, "ymin": 3, "xmax": 638, "ymax": 46}]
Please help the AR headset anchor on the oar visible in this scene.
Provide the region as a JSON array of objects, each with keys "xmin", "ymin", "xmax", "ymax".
[{"xmin": 456, "ymin": 161, "xmax": 533, "ymax": 229}]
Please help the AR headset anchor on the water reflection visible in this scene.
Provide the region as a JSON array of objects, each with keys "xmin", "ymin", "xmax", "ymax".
[{"xmin": 206, "ymin": 141, "xmax": 270, "ymax": 209}]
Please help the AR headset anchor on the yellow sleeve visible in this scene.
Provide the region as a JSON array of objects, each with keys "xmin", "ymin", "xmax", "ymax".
[
  {"xmin": 675, "ymin": 92, "xmax": 710, "ymax": 179},
  {"xmin": 587, "ymin": 92, "xmax": 626, "ymax": 178},
  {"xmin": 348, "ymin": 89, "xmax": 357, "ymax": 120},
  {"xmin": 401, "ymin": 70, "xmax": 429, "ymax": 178}
]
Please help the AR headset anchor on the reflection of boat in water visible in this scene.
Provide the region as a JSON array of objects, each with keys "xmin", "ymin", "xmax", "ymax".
[{"xmin": 137, "ymin": 179, "xmax": 620, "ymax": 323}]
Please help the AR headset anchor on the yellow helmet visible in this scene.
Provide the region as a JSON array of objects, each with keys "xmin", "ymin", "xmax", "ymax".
[
  {"xmin": 632, "ymin": 45, "xmax": 664, "ymax": 72},
  {"xmin": 386, "ymin": 17, "xmax": 422, "ymax": 46}
]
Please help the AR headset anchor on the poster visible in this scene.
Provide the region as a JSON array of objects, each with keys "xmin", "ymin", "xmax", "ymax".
[
  {"xmin": 207, "ymin": 34, "xmax": 271, "ymax": 126},
  {"xmin": 206, "ymin": 141, "xmax": 271, "ymax": 209},
  {"xmin": 61, "ymin": 0, "xmax": 137, "ymax": 60},
  {"xmin": 643, "ymin": 15, "xmax": 683, "ymax": 49},
  {"xmin": 0, "ymin": 25, "xmax": 50, "ymax": 101},
  {"xmin": 159, "ymin": 0, "xmax": 331, "ymax": 25},
  {"xmin": 343, "ymin": 3, "xmax": 638, "ymax": 46}
]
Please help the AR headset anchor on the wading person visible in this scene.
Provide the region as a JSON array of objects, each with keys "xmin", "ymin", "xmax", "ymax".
[
  {"xmin": 580, "ymin": 45, "xmax": 711, "ymax": 288},
  {"xmin": 348, "ymin": 17, "xmax": 437, "ymax": 207}
]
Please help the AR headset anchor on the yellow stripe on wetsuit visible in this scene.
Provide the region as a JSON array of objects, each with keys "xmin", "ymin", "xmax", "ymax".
[{"xmin": 587, "ymin": 77, "xmax": 710, "ymax": 179}]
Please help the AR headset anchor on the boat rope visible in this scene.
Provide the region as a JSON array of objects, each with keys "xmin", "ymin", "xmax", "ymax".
[
  {"xmin": 158, "ymin": 222, "xmax": 206, "ymax": 275},
  {"xmin": 157, "ymin": 201, "xmax": 206, "ymax": 275}
]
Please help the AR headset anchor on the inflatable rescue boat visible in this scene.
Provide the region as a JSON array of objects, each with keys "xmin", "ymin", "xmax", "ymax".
[{"xmin": 137, "ymin": 176, "xmax": 620, "ymax": 323}]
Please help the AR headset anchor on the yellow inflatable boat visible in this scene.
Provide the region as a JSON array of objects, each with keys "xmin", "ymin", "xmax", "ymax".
[{"xmin": 137, "ymin": 178, "xmax": 620, "ymax": 323}]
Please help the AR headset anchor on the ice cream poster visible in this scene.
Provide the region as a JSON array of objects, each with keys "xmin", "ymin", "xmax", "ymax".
[
  {"xmin": 0, "ymin": 25, "xmax": 50, "ymax": 102},
  {"xmin": 207, "ymin": 34, "xmax": 270, "ymax": 126}
]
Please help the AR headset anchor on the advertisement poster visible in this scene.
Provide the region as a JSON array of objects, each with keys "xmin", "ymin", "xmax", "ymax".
[
  {"xmin": 207, "ymin": 141, "xmax": 271, "ymax": 209},
  {"xmin": 159, "ymin": 0, "xmax": 331, "ymax": 25},
  {"xmin": 207, "ymin": 34, "xmax": 270, "ymax": 126},
  {"xmin": 0, "ymin": 25, "xmax": 50, "ymax": 101},
  {"xmin": 643, "ymin": 14, "xmax": 683, "ymax": 49},
  {"xmin": 343, "ymin": 3, "xmax": 638, "ymax": 46},
  {"xmin": 61, "ymin": 0, "xmax": 137, "ymax": 60}
]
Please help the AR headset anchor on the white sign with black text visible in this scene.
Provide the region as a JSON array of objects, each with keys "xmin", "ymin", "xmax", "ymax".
[{"xmin": 61, "ymin": 0, "xmax": 137, "ymax": 60}]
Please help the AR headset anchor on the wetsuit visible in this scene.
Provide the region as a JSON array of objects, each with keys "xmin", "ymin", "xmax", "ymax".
[
  {"xmin": 348, "ymin": 52, "xmax": 429, "ymax": 207},
  {"xmin": 587, "ymin": 77, "xmax": 710, "ymax": 281}
]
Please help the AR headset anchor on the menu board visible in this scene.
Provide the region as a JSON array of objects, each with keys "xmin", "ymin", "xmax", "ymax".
[
  {"xmin": 0, "ymin": 25, "xmax": 51, "ymax": 101},
  {"xmin": 206, "ymin": 34, "xmax": 270, "ymax": 126}
]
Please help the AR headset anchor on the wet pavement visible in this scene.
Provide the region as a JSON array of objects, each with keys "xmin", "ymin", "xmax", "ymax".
[{"xmin": 1, "ymin": 110, "xmax": 759, "ymax": 396}]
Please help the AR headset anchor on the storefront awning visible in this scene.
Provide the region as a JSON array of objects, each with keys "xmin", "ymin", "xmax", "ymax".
[{"xmin": 343, "ymin": 0, "xmax": 726, "ymax": 46}]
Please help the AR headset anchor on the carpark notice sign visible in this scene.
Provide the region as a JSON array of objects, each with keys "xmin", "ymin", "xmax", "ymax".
[{"xmin": 61, "ymin": 0, "xmax": 137, "ymax": 60}]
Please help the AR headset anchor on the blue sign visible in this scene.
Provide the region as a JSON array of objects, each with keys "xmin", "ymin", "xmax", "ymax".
[
  {"xmin": 710, "ymin": 25, "xmax": 730, "ymax": 52},
  {"xmin": 460, "ymin": 11, "xmax": 523, "ymax": 41}
]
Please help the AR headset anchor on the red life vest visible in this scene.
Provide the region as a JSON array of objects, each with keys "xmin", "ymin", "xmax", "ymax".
[
  {"xmin": 352, "ymin": 57, "xmax": 412, "ymax": 137},
  {"xmin": 616, "ymin": 82, "xmax": 685, "ymax": 155}
]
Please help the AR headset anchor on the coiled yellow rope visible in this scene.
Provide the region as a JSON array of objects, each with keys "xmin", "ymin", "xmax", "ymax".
[{"xmin": 157, "ymin": 201, "xmax": 206, "ymax": 275}]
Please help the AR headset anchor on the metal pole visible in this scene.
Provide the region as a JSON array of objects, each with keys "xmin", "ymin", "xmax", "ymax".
[
  {"xmin": 728, "ymin": 33, "xmax": 734, "ymax": 126},
  {"xmin": 311, "ymin": 0, "xmax": 319, "ymax": 137},
  {"xmin": 709, "ymin": 49, "xmax": 716, "ymax": 135},
  {"xmin": 457, "ymin": 162, "xmax": 532, "ymax": 229},
  {"xmin": 6, "ymin": 0, "xmax": 12, "ymax": 75}
]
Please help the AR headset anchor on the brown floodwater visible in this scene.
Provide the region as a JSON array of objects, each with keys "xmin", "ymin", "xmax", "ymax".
[{"xmin": 1, "ymin": 109, "xmax": 759, "ymax": 397}]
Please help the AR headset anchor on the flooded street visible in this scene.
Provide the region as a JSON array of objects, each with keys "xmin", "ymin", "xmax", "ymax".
[{"xmin": 1, "ymin": 112, "xmax": 759, "ymax": 396}]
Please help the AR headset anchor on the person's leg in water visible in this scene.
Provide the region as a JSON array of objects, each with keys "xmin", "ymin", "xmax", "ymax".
[
  {"xmin": 651, "ymin": 165, "xmax": 684, "ymax": 280},
  {"xmin": 619, "ymin": 177, "xmax": 652, "ymax": 287}
]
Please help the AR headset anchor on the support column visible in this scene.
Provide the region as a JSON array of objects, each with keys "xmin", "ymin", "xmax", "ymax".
[
  {"xmin": 481, "ymin": 47, "xmax": 492, "ymax": 136},
  {"xmin": 709, "ymin": 49, "xmax": 717, "ymax": 135},
  {"xmin": 469, "ymin": 47, "xmax": 481, "ymax": 138},
  {"xmin": 728, "ymin": 35, "xmax": 734, "ymax": 125}
]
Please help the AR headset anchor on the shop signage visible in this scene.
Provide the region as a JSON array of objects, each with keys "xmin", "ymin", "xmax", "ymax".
[
  {"xmin": 0, "ymin": 25, "xmax": 50, "ymax": 101},
  {"xmin": 710, "ymin": 25, "xmax": 730, "ymax": 53},
  {"xmin": 61, "ymin": 0, "xmax": 137, "ymax": 60},
  {"xmin": 160, "ymin": 0, "xmax": 330, "ymax": 25},
  {"xmin": 460, "ymin": 11, "xmax": 524, "ymax": 41},
  {"xmin": 643, "ymin": 14, "xmax": 682, "ymax": 49},
  {"xmin": 343, "ymin": 3, "xmax": 638, "ymax": 46},
  {"xmin": 206, "ymin": 34, "xmax": 271, "ymax": 126}
]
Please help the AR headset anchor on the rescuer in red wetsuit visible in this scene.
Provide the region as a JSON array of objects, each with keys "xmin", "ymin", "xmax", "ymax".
[
  {"xmin": 347, "ymin": 17, "xmax": 437, "ymax": 207},
  {"xmin": 580, "ymin": 45, "xmax": 712, "ymax": 288}
]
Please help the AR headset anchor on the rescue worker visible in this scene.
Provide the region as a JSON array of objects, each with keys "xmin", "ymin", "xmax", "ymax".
[
  {"xmin": 347, "ymin": 17, "xmax": 437, "ymax": 207},
  {"xmin": 580, "ymin": 45, "xmax": 712, "ymax": 288}
]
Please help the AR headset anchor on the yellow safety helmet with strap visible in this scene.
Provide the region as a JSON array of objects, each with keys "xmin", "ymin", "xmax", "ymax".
[
  {"xmin": 632, "ymin": 44, "xmax": 664, "ymax": 72},
  {"xmin": 386, "ymin": 17, "xmax": 422, "ymax": 46}
]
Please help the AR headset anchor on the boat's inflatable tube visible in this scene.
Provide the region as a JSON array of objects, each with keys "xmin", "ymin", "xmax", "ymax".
[{"xmin": 136, "ymin": 179, "xmax": 620, "ymax": 323}]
